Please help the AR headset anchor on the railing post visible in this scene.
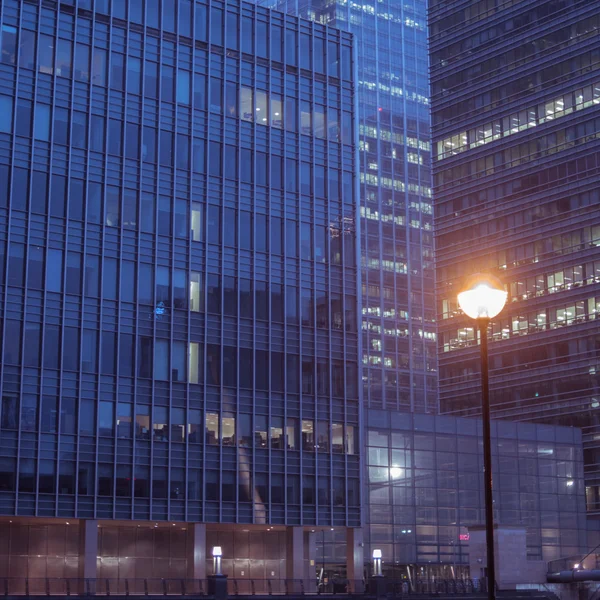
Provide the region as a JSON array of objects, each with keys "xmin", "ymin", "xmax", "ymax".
[
  {"xmin": 106, "ymin": 578, "xmax": 110, "ymax": 596},
  {"xmin": 267, "ymin": 579, "xmax": 272, "ymax": 595},
  {"xmin": 125, "ymin": 579, "xmax": 130, "ymax": 596},
  {"xmin": 250, "ymin": 579, "xmax": 255, "ymax": 595},
  {"xmin": 162, "ymin": 578, "xmax": 167, "ymax": 596},
  {"xmin": 180, "ymin": 579, "xmax": 185, "ymax": 596},
  {"xmin": 144, "ymin": 579, "xmax": 149, "ymax": 596}
]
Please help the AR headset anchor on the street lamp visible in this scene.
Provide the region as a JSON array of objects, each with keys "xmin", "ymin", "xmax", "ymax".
[
  {"xmin": 372, "ymin": 549, "xmax": 383, "ymax": 577},
  {"xmin": 212, "ymin": 546, "xmax": 222, "ymax": 576},
  {"xmin": 457, "ymin": 274, "xmax": 507, "ymax": 600}
]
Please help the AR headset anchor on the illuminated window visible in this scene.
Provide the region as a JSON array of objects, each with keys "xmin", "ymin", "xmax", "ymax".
[{"xmin": 205, "ymin": 413, "xmax": 219, "ymax": 445}]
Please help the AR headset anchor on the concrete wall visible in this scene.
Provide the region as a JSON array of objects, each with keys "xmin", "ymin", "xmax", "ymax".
[{"xmin": 468, "ymin": 526, "xmax": 547, "ymax": 587}]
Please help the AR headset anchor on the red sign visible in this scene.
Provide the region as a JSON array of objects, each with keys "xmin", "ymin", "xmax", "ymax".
[{"xmin": 459, "ymin": 533, "xmax": 470, "ymax": 541}]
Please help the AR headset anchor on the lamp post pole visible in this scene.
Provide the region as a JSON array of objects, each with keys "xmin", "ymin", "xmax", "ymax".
[
  {"xmin": 479, "ymin": 318, "xmax": 496, "ymax": 600},
  {"xmin": 321, "ymin": 529, "xmax": 326, "ymax": 593},
  {"xmin": 457, "ymin": 274, "xmax": 506, "ymax": 600}
]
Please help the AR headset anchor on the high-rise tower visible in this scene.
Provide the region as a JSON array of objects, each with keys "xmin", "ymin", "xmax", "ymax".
[
  {"xmin": 257, "ymin": 0, "xmax": 437, "ymax": 414},
  {"xmin": 0, "ymin": 0, "xmax": 361, "ymax": 583},
  {"xmin": 430, "ymin": 0, "xmax": 600, "ymax": 515}
]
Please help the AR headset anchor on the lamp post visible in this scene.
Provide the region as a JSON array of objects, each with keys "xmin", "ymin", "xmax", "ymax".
[
  {"xmin": 213, "ymin": 546, "xmax": 222, "ymax": 576},
  {"xmin": 457, "ymin": 274, "xmax": 507, "ymax": 600},
  {"xmin": 372, "ymin": 549, "xmax": 382, "ymax": 577}
]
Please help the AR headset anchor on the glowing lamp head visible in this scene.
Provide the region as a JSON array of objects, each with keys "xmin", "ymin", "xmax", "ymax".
[
  {"xmin": 212, "ymin": 546, "xmax": 222, "ymax": 557},
  {"xmin": 372, "ymin": 549, "xmax": 382, "ymax": 560},
  {"xmin": 457, "ymin": 274, "xmax": 507, "ymax": 320},
  {"xmin": 390, "ymin": 467, "xmax": 404, "ymax": 479}
]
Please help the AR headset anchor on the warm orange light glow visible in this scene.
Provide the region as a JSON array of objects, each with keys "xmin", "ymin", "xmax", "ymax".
[{"xmin": 457, "ymin": 274, "xmax": 507, "ymax": 320}]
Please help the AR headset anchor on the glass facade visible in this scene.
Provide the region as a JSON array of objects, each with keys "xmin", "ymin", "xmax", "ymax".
[
  {"xmin": 0, "ymin": 0, "xmax": 360, "ymax": 528},
  {"xmin": 430, "ymin": 3, "xmax": 600, "ymax": 512},
  {"xmin": 365, "ymin": 411, "xmax": 587, "ymax": 570},
  {"xmin": 255, "ymin": 0, "xmax": 437, "ymax": 414}
]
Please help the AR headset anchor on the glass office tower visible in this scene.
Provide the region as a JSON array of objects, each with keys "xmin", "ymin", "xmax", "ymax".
[
  {"xmin": 256, "ymin": 0, "xmax": 437, "ymax": 414},
  {"xmin": 0, "ymin": 0, "xmax": 362, "ymax": 583},
  {"xmin": 430, "ymin": 2, "xmax": 600, "ymax": 513}
]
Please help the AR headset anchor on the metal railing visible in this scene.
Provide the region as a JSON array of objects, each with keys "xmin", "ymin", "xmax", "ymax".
[
  {"xmin": 0, "ymin": 577, "xmax": 488, "ymax": 596},
  {"xmin": 547, "ymin": 553, "xmax": 600, "ymax": 573}
]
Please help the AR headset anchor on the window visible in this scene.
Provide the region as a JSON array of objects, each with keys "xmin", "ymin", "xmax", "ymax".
[
  {"xmin": 302, "ymin": 420, "xmax": 314, "ymax": 451},
  {"xmin": 210, "ymin": 78, "xmax": 222, "ymax": 113},
  {"xmin": 190, "ymin": 271, "xmax": 203, "ymax": 312},
  {"xmin": 127, "ymin": 57, "xmax": 141, "ymax": 94},
  {"xmin": 271, "ymin": 94, "xmax": 283, "ymax": 128},
  {"xmin": 135, "ymin": 405, "xmax": 150, "ymax": 439},
  {"xmin": 1, "ymin": 25, "xmax": 17, "ymax": 65},
  {"xmin": 256, "ymin": 90, "xmax": 268, "ymax": 124},
  {"xmin": 317, "ymin": 421, "xmax": 329, "ymax": 452},
  {"xmin": 209, "ymin": 141, "xmax": 221, "ymax": 175},
  {"xmin": 332, "ymin": 423, "xmax": 344, "ymax": 453},
  {"xmin": 56, "ymin": 39, "xmax": 72, "ymax": 78},
  {"xmin": 153, "ymin": 406, "xmax": 168, "ymax": 441},
  {"xmin": 241, "ymin": 87, "xmax": 253, "ymax": 121},
  {"xmin": 144, "ymin": 61, "xmax": 158, "ymax": 98},
  {"xmin": 46, "ymin": 249, "xmax": 63, "ymax": 293},
  {"xmin": 91, "ymin": 47, "xmax": 107, "ymax": 85},
  {"xmin": 271, "ymin": 417, "xmax": 284, "ymax": 449},
  {"xmin": 16, "ymin": 99, "xmax": 32, "ymax": 138},
  {"xmin": 191, "ymin": 202, "xmax": 203, "ymax": 241},
  {"xmin": 286, "ymin": 418, "xmax": 297, "ymax": 450},
  {"xmin": 98, "ymin": 401, "xmax": 114, "ymax": 436},
  {"xmin": 116, "ymin": 403, "xmax": 132, "ymax": 438},
  {"xmin": 225, "ymin": 82, "xmax": 237, "ymax": 117},
  {"xmin": 154, "ymin": 339, "xmax": 169, "ymax": 380},
  {"xmin": 238, "ymin": 414, "xmax": 252, "ymax": 447},
  {"xmin": 255, "ymin": 415, "xmax": 268, "ymax": 448},
  {"xmin": 74, "ymin": 43, "xmax": 89, "ymax": 81},
  {"xmin": 300, "ymin": 223, "xmax": 312, "ymax": 259},
  {"xmin": 286, "ymin": 97, "xmax": 296, "ymax": 132},
  {"xmin": 346, "ymin": 425, "xmax": 356, "ymax": 455},
  {"xmin": 188, "ymin": 409, "xmax": 202, "ymax": 443},
  {"xmin": 189, "ymin": 342, "xmax": 202, "ymax": 384},
  {"xmin": 206, "ymin": 413, "xmax": 219, "ymax": 445},
  {"xmin": 159, "ymin": 130, "xmax": 173, "ymax": 166},
  {"xmin": 222, "ymin": 415, "xmax": 235, "ymax": 446},
  {"xmin": 173, "ymin": 270, "xmax": 187, "ymax": 309},
  {"xmin": 177, "ymin": 70, "xmax": 191, "ymax": 104},
  {"xmin": 37, "ymin": 34, "xmax": 55, "ymax": 74},
  {"xmin": 192, "ymin": 138, "xmax": 205, "ymax": 172},
  {"xmin": 0, "ymin": 96, "xmax": 13, "ymax": 133},
  {"xmin": 161, "ymin": 65, "xmax": 174, "ymax": 102},
  {"xmin": 241, "ymin": 16, "xmax": 253, "ymax": 53}
]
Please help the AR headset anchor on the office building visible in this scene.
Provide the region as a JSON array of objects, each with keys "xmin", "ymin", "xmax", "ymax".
[
  {"xmin": 256, "ymin": 0, "xmax": 437, "ymax": 414},
  {"xmin": 365, "ymin": 411, "xmax": 587, "ymax": 572},
  {"xmin": 0, "ymin": 0, "xmax": 362, "ymax": 584},
  {"xmin": 430, "ymin": 1, "xmax": 600, "ymax": 513}
]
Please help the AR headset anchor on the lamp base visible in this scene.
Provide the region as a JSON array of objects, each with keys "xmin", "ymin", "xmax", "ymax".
[
  {"xmin": 207, "ymin": 575, "xmax": 228, "ymax": 600},
  {"xmin": 368, "ymin": 576, "xmax": 386, "ymax": 598}
]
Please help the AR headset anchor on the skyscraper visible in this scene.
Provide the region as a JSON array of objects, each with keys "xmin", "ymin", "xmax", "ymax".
[
  {"xmin": 430, "ymin": 1, "xmax": 600, "ymax": 513},
  {"xmin": 0, "ymin": 0, "xmax": 362, "ymax": 584},
  {"xmin": 256, "ymin": 0, "xmax": 437, "ymax": 414}
]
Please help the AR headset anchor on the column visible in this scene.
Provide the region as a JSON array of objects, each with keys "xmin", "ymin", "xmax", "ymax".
[
  {"xmin": 78, "ymin": 520, "xmax": 98, "ymax": 593},
  {"xmin": 305, "ymin": 530, "xmax": 317, "ymax": 593},
  {"xmin": 346, "ymin": 527, "xmax": 364, "ymax": 593},
  {"xmin": 187, "ymin": 523, "xmax": 207, "ymax": 581},
  {"xmin": 285, "ymin": 527, "xmax": 304, "ymax": 593}
]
